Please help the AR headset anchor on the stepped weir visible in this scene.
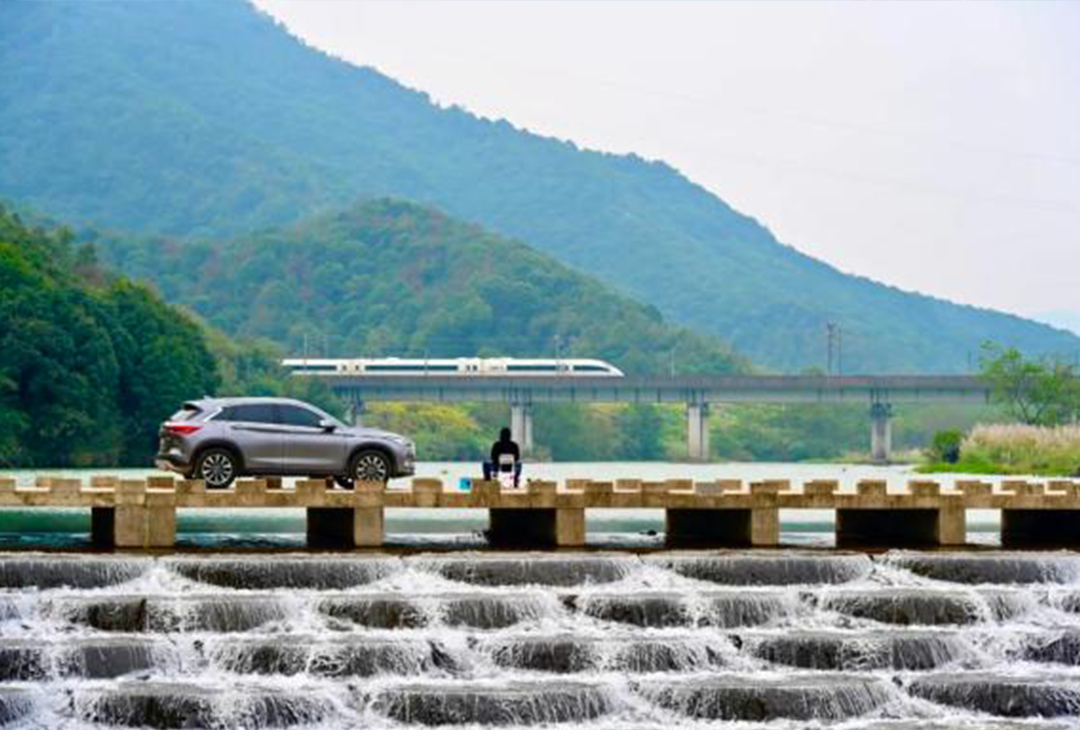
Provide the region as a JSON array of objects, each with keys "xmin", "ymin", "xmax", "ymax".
[{"xmin": 3, "ymin": 476, "xmax": 1080, "ymax": 549}]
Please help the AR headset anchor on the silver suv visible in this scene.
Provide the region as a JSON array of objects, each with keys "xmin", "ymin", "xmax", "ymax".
[{"xmin": 155, "ymin": 397, "xmax": 415, "ymax": 489}]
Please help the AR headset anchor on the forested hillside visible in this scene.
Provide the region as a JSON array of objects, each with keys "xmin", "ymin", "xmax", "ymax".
[
  {"xmin": 0, "ymin": 203, "xmax": 352, "ymax": 467},
  {"xmin": 93, "ymin": 199, "xmax": 745, "ymax": 375},
  {"xmin": 2, "ymin": 0, "xmax": 1076, "ymax": 372},
  {"xmin": 0, "ymin": 205, "xmax": 219, "ymax": 466}
]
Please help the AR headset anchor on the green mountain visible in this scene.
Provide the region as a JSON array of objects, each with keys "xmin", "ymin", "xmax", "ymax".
[
  {"xmin": 2, "ymin": 0, "xmax": 1076, "ymax": 372},
  {"xmin": 92, "ymin": 198, "xmax": 745, "ymax": 376}
]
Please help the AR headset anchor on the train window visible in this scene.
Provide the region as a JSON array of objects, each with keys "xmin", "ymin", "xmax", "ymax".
[
  {"xmin": 292, "ymin": 364, "xmax": 338, "ymax": 372},
  {"xmin": 573, "ymin": 365, "xmax": 609, "ymax": 372},
  {"xmin": 366, "ymin": 364, "xmax": 458, "ymax": 372},
  {"xmin": 507, "ymin": 364, "xmax": 559, "ymax": 371}
]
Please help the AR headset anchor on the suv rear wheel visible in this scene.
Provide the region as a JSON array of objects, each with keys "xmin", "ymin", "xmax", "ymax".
[
  {"xmin": 195, "ymin": 447, "xmax": 239, "ymax": 489},
  {"xmin": 348, "ymin": 449, "xmax": 391, "ymax": 485}
]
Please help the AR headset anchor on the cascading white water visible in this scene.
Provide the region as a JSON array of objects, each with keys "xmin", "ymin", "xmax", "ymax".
[{"xmin": 3, "ymin": 550, "xmax": 1080, "ymax": 728}]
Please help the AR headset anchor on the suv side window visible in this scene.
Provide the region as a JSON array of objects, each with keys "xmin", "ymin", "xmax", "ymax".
[
  {"xmin": 218, "ymin": 404, "xmax": 276, "ymax": 424},
  {"xmin": 278, "ymin": 405, "xmax": 323, "ymax": 428}
]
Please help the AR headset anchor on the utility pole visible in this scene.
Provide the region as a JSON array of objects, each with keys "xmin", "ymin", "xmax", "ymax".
[
  {"xmin": 825, "ymin": 322, "xmax": 844, "ymax": 375},
  {"xmin": 826, "ymin": 323, "xmax": 836, "ymax": 375},
  {"xmin": 553, "ymin": 334, "xmax": 562, "ymax": 374},
  {"xmin": 837, "ymin": 325, "xmax": 843, "ymax": 376},
  {"xmin": 669, "ymin": 347, "xmax": 677, "ymax": 377}
]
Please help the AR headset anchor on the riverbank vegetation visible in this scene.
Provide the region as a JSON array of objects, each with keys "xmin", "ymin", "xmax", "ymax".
[
  {"xmin": 921, "ymin": 424, "xmax": 1080, "ymax": 476},
  {"xmin": 919, "ymin": 346, "xmax": 1080, "ymax": 476},
  {"xmin": 980, "ymin": 343, "xmax": 1080, "ymax": 426}
]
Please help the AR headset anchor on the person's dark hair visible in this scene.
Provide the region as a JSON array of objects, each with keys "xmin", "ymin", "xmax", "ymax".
[{"xmin": 500, "ymin": 427, "xmax": 512, "ymax": 441}]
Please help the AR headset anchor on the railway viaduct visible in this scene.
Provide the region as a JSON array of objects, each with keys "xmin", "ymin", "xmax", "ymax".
[{"xmin": 310, "ymin": 374, "xmax": 992, "ymax": 463}]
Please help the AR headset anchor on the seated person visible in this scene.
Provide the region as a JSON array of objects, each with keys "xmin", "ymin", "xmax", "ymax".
[{"xmin": 483, "ymin": 427, "xmax": 522, "ymax": 487}]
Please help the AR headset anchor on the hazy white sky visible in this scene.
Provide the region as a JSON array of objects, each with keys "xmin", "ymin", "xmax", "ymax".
[{"xmin": 257, "ymin": 0, "xmax": 1080, "ymax": 327}]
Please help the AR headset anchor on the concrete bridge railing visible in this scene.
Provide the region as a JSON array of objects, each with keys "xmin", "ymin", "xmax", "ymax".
[{"xmin": 2, "ymin": 475, "xmax": 1079, "ymax": 551}]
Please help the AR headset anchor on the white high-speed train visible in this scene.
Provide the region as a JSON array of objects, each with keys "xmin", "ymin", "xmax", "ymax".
[{"xmin": 283, "ymin": 357, "xmax": 625, "ymax": 377}]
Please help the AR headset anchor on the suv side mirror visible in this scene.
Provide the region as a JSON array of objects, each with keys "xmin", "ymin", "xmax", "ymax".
[{"xmin": 318, "ymin": 419, "xmax": 336, "ymax": 432}]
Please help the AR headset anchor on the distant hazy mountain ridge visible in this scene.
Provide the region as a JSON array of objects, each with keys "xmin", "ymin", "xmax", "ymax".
[{"xmin": 1, "ymin": 0, "xmax": 1076, "ymax": 372}]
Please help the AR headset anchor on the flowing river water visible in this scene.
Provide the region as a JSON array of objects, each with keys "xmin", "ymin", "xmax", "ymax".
[{"xmin": 0, "ymin": 463, "xmax": 1075, "ymax": 729}]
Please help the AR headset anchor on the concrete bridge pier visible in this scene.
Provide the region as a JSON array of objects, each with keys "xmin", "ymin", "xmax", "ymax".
[
  {"xmin": 488, "ymin": 508, "xmax": 585, "ymax": 547},
  {"xmin": 870, "ymin": 402, "xmax": 893, "ymax": 463},
  {"xmin": 90, "ymin": 479, "xmax": 176, "ymax": 548},
  {"xmin": 91, "ymin": 505, "xmax": 176, "ymax": 549},
  {"xmin": 1001, "ymin": 510, "xmax": 1080, "ymax": 547},
  {"xmin": 510, "ymin": 403, "xmax": 534, "ymax": 457},
  {"xmin": 665, "ymin": 506, "xmax": 779, "ymax": 547},
  {"xmin": 836, "ymin": 506, "xmax": 965, "ymax": 547},
  {"xmin": 687, "ymin": 403, "xmax": 710, "ymax": 462},
  {"xmin": 305, "ymin": 506, "xmax": 385, "ymax": 548},
  {"xmin": 295, "ymin": 478, "xmax": 385, "ymax": 547},
  {"xmin": 346, "ymin": 397, "xmax": 366, "ymax": 427}
]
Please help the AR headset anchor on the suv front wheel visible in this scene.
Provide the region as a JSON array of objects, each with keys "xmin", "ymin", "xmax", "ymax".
[
  {"xmin": 194, "ymin": 447, "xmax": 239, "ymax": 489},
  {"xmin": 348, "ymin": 449, "xmax": 391, "ymax": 485}
]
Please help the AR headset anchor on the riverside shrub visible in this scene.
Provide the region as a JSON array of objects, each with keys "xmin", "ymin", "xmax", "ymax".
[{"xmin": 930, "ymin": 430, "xmax": 962, "ymax": 464}]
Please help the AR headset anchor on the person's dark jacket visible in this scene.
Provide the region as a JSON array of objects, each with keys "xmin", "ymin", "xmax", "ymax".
[{"xmin": 490, "ymin": 438, "xmax": 520, "ymax": 465}]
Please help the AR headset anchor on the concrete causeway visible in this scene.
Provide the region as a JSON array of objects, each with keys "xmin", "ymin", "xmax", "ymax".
[{"xmin": 3, "ymin": 475, "xmax": 1079, "ymax": 550}]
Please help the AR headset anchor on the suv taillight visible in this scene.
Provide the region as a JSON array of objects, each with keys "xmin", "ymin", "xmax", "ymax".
[{"xmin": 165, "ymin": 423, "xmax": 202, "ymax": 436}]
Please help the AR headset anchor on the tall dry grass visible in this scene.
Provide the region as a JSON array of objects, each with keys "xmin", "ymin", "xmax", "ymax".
[{"xmin": 960, "ymin": 424, "xmax": 1080, "ymax": 475}]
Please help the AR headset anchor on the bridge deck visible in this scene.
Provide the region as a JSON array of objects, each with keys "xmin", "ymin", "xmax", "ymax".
[
  {"xmin": 1, "ymin": 475, "xmax": 1075, "ymax": 510},
  {"xmin": 2, "ymin": 475, "xmax": 1079, "ymax": 550},
  {"xmin": 322, "ymin": 374, "xmax": 991, "ymax": 405}
]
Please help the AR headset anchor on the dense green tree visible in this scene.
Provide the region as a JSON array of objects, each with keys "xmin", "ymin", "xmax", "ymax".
[
  {"xmin": 103, "ymin": 280, "xmax": 219, "ymax": 463},
  {"xmin": 979, "ymin": 343, "xmax": 1080, "ymax": 426},
  {"xmin": 533, "ymin": 405, "xmax": 619, "ymax": 462},
  {"xmin": 0, "ymin": 204, "xmax": 218, "ymax": 466},
  {"xmin": 616, "ymin": 405, "xmax": 668, "ymax": 460}
]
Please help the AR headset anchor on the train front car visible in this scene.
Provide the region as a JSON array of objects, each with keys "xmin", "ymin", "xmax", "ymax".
[
  {"xmin": 566, "ymin": 358, "xmax": 624, "ymax": 376},
  {"xmin": 475, "ymin": 358, "xmax": 623, "ymax": 376}
]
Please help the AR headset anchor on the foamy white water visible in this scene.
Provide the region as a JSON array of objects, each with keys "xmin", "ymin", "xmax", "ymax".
[{"xmin": 1, "ymin": 551, "xmax": 1080, "ymax": 727}]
